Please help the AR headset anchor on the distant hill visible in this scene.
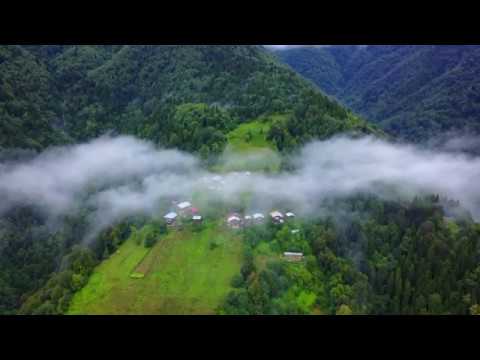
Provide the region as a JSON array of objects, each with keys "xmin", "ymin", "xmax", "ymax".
[{"xmin": 275, "ymin": 45, "xmax": 480, "ymax": 143}]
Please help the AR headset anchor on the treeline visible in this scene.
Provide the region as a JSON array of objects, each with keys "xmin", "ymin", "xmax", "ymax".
[{"xmin": 220, "ymin": 195, "xmax": 480, "ymax": 315}]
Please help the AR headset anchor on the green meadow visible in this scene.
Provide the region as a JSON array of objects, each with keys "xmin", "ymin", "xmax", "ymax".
[
  {"xmin": 67, "ymin": 221, "xmax": 243, "ymax": 315},
  {"xmin": 215, "ymin": 116, "xmax": 284, "ymax": 173},
  {"xmin": 67, "ymin": 119, "xmax": 285, "ymax": 315}
]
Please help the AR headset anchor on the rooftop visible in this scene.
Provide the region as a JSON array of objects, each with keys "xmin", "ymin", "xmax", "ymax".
[
  {"xmin": 284, "ymin": 252, "xmax": 304, "ymax": 257},
  {"xmin": 270, "ymin": 211, "xmax": 284, "ymax": 218},
  {"xmin": 177, "ymin": 201, "xmax": 192, "ymax": 209},
  {"xmin": 164, "ymin": 212, "xmax": 178, "ymax": 220}
]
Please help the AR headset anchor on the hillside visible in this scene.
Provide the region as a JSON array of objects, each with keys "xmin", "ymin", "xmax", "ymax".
[
  {"xmin": 4, "ymin": 45, "xmax": 479, "ymax": 316},
  {"xmin": 67, "ymin": 221, "xmax": 243, "ymax": 315},
  {"xmin": 275, "ymin": 45, "xmax": 480, "ymax": 143},
  {"xmin": 0, "ymin": 45, "xmax": 379, "ymax": 315},
  {"xmin": 1, "ymin": 45, "xmax": 378, "ymax": 155}
]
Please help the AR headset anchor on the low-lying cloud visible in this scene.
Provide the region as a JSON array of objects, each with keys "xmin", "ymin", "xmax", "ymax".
[{"xmin": 1, "ymin": 135, "xmax": 479, "ymax": 242}]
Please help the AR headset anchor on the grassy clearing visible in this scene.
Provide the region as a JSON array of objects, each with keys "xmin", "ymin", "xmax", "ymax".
[
  {"xmin": 67, "ymin": 221, "xmax": 243, "ymax": 315},
  {"xmin": 214, "ymin": 115, "xmax": 287, "ymax": 173},
  {"xmin": 227, "ymin": 120, "xmax": 273, "ymax": 151}
]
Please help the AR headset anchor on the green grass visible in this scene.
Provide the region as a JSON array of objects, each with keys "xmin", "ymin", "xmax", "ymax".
[
  {"xmin": 214, "ymin": 116, "xmax": 286, "ymax": 173},
  {"xmin": 67, "ymin": 221, "xmax": 244, "ymax": 315},
  {"xmin": 227, "ymin": 120, "xmax": 273, "ymax": 151}
]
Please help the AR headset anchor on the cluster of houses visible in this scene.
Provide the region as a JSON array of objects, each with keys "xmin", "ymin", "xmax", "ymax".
[
  {"xmin": 163, "ymin": 201, "xmax": 203, "ymax": 226},
  {"xmin": 226, "ymin": 210, "xmax": 296, "ymax": 229},
  {"xmin": 163, "ymin": 200, "xmax": 305, "ymax": 263}
]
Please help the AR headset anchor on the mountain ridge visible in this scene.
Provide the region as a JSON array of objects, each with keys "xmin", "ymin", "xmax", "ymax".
[{"xmin": 275, "ymin": 45, "xmax": 480, "ymax": 142}]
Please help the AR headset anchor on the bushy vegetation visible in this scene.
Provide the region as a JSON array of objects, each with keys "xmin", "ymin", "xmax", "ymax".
[{"xmin": 220, "ymin": 195, "xmax": 480, "ymax": 315}]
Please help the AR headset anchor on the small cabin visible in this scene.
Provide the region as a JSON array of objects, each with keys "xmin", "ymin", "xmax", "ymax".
[
  {"xmin": 227, "ymin": 215, "xmax": 242, "ymax": 229},
  {"xmin": 177, "ymin": 201, "xmax": 192, "ymax": 210},
  {"xmin": 192, "ymin": 215, "xmax": 203, "ymax": 223},
  {"xmin": 270, "ymin": 211, "xmax": 284, "ymax": 224},
  {"xmin": 284, "ymin": 252, "xmax": 304, "ymax": 262},
  {"xmin": 177, "ymin": 201, "xmax": 192, "ymax": 216},
  {"xmin": 252, "ymin": 213, "xmax": 265, "ymax": 224},
  {"xmin": 285, "ymin": 212, "xmax": 296, "ymax": 219},
  {"xmin": 164, "ymin": 212, "xmax": 178, "ymax": 225}
]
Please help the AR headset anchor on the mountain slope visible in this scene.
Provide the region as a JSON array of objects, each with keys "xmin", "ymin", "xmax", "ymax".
[
  {"xmin": 0, "ymin": 45, "xmax": 379, "ymax": 315},
  {"xmin": 275, "ymin": 45, "xmax": 480, "ymax": 142},
  {"xmin": 1, "ymin": 45, "xmax": 378, "ymax": 154}
]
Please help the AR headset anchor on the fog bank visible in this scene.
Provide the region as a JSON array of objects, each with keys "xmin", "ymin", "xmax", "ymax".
[{"xmin": 1, "ymin": 135, "xmax": 479, "ymax": 241}]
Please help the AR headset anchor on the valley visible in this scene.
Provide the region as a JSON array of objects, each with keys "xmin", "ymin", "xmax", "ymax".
[{"xmin": 1, "ymin": 45, "xmax": 480, "ymax": 316}]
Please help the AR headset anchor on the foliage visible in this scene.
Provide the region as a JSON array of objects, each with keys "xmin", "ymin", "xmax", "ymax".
[
  {"xmin": 276, "ymin": 45, "xmax": 480, "ymax": 143},
  {"xmin": 221, "ymin": 195, "xmax": 480, "ymax": 315}
]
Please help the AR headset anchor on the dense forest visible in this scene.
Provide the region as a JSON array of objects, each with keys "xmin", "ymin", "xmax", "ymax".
[
  {"xmin": 275, "ymin": 45, "xmax": 480, "ymax": 143},
  {"xmin": 0, "ymin": 45, "xmax": 377, "ymax": 154},
  {"xmin": 221, "ymin": 195, "xmax": 480, "ymax": 315}
]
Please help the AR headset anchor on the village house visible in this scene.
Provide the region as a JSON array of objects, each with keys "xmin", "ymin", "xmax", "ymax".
[
  {"xmin": 227, "ymin": 214, "xmax": 242, "ymax": 229},
  {"xmin": 291, "ymin": 229, "xmax": 300, "ymax": 234},
  {"xmin": 192, "ymin": 215, "xmax": 203, "ymax": 223},
  {"xmin": 270, "ymin": 211, "xmax": 284, "ymax": 224},
  {"xmin": 164, "ymin": 212, "xmax": 178, "ymax": 226},
  {"xmin": 177, "ymin": 201, "xmax": 192, "ymax": 216},
  {"xmin": 284, "ymin": 252, "xmax": 304, "ymax": 262},
  {"xmin": 286, "ymin": 212, "xmax": 296, "ymax": 219},
  {"xmin": 244, "ymin": 215, "xmax": 253, "ymax": 226},
  {"xmin": 253, "ymin": 213, "xmax": 265, "ymax": 224}
]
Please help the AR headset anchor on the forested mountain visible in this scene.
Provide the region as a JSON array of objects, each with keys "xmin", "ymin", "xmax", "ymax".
[
  {"xmin": 1, "ymin": 45, "xmax": 377, "ymax": 154},
  {"xmin": 0, "ymin": 45, "xmax": 378, "ymax": 314},
  {"xmin": 275, "ymin": 45, "xmax": 480, "ymax": 143}
]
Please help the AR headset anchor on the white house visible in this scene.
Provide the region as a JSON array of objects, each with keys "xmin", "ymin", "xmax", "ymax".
[
  {"xmin": 177, "ymin": 201, "xmax": 192, "ymax": 210},
  {"xmin": 252, "ymin": 213, "xmax": 265, "ymax": 223},
  {"xmin": 164, "ymin": 212, "xmax": 178, "ymax": 225},
  {"xmin": 270, "ymin": 211, "xmax": 284, "ymax": 224},
  {"xmin": 286, "ymin": 212, "xmax": 296, "ymax": 219},
  {"xmin": 270, "ymin": 211, "xmax": 283, "ymax": 219},
  {"xmin": 227, "ymin": 215, "xmax": 242, "ymax": 229}
]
